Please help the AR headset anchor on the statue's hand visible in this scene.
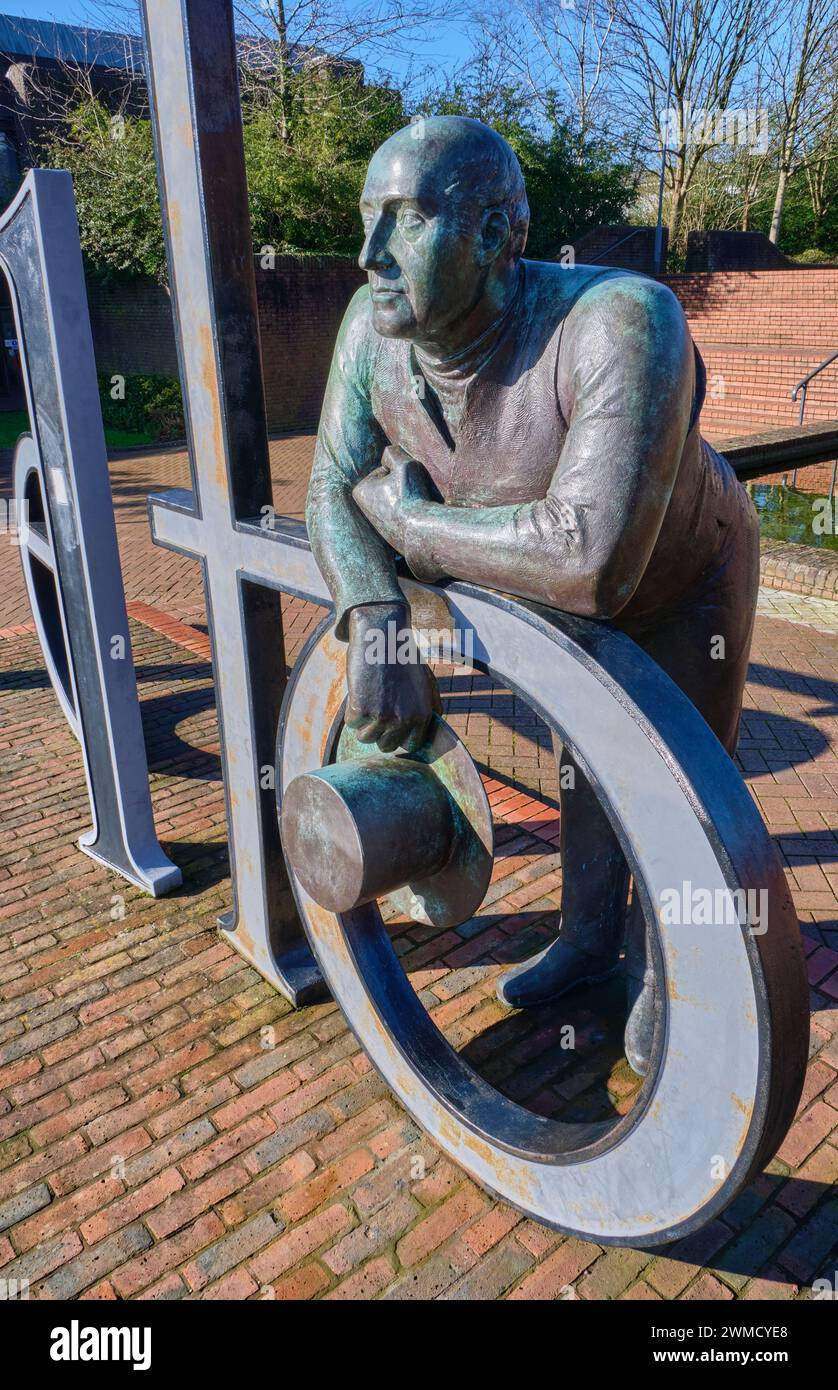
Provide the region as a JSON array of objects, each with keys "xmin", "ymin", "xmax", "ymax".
[
  {"xmin": 352, "ymin": 445, "xmax": 435, "ymax": 553},
  {"xmin": 346, "ymin": 602, "xmax": 442, "ymax": 753}
]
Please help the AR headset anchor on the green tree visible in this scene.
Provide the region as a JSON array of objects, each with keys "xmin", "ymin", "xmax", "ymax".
[
  {"xmin": 45, "ymin": 102, "xmax": 166, "ymax": 280},
  {"xmin": 243, "ymin": 70, "xmax": 405, "ymax": 254},
  {"xmin": 43, "ymin": 58, "xmax": 634, "ymax": 277},
  {"xmin": 750, "ymin": 163, "xmax": 838, "ymax": 258},
  {"xmin": 42, "ymin": 68, "xmax": 405, "ymax": 278}
]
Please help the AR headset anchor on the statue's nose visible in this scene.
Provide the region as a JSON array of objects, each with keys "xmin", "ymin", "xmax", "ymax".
[{"xmin": 358, "ymin": 224, "xmax": 395, "ymax": 273}]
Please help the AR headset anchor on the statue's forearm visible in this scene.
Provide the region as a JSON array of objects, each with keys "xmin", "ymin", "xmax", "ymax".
[
  {"xmin": 307, "ymin": 460, "xmax": 405, "ymax": 640},
  {"xmin": 404, "ymin": 496, "xmax": 637, "ymax": 620}
]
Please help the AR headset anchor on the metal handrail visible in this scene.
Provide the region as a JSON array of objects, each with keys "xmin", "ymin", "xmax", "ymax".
[
  {"xmin": 584, "ymin": 226, "xmax": 646, "ymax": 266},
  {"xmin": 791, "ymin": 349, "xmax": 838, "ymax": 425},
  {"xmin": 790, "ymin": 349, "xmax": 838, "ymax": 492}
]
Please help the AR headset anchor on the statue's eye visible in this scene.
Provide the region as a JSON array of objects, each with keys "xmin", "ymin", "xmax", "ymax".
[{"xmin": 397, "ymin": 209, "xmax": 425, "ymax": 239}]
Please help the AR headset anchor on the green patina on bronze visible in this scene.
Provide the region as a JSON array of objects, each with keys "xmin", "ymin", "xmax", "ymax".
[{"xmin": 306, "ymin": 115, "xmax": 761, "ymax": 1076}]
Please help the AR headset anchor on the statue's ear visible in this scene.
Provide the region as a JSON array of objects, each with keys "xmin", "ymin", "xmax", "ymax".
[{"xmin": 478, "ymin": 208, "xmax": 511, "ymax": 265}]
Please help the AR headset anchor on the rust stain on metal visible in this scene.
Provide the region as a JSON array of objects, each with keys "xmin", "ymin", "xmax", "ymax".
[
  {"xmin": 233, "ymin": 919, "xmax": 257, "ymax": 955},
  {"xmin": 168, "ymin": 198, "xmax": 183, "ymax": 245},
  {"xmin": 305, "ymin": 901, "xmax": 334, "ymax": 944},
  {"xmin": 730, "ymin": 1092, "xmax": 754, "ymax": 1159},
  {"xmin": 287, "ymin": 643, "xmax": 344, "ymax": 762},
  {"xmin": 195, "ymin": 322, "xmax": 226, "ymax": 489},
  {"xmin": 436, "ymin": 1111, "xmax": 538, "ymax": 1203}
]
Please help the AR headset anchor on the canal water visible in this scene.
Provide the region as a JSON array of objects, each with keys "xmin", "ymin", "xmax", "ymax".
[{"xmin": 749, "ymin": 482, "xmax": 838, "ymax": 553}]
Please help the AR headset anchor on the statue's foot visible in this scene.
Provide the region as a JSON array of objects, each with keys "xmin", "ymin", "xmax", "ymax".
[
  {"xmin": 624, "ymin": 971, "xmax": 656, "ymax": 1078},
  {"xmin": 496, "ymin": 935, "xmax": 619, "ymax": 1010}
]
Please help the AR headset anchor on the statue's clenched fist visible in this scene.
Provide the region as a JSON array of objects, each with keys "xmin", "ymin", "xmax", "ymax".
[
  {"xmin": 346, "ymin": 601, "xmax": 441, "ymax": 753},
  {"xmin": 353, "ymin": 446, "xmax": 435, "ymax": 551}
]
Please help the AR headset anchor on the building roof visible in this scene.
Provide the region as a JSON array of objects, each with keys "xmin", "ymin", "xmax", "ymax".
[
  {"xmin": 0, "ymin": 13, "xmax": 145, "ymax": 73},
  {"xmin": 0, "ymin": 13, "xmax": 346, "ymax": 79}
]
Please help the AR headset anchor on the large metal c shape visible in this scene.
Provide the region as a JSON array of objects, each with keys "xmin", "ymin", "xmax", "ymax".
[{"xmin": 276, "ymin": 586, "xmax": 808, "ymax": 1246}]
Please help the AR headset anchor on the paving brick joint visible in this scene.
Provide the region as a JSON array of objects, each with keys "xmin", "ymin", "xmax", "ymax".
[{"xmin": 0, "ymin": 438, "xmax": 836, "ymax": 1300}]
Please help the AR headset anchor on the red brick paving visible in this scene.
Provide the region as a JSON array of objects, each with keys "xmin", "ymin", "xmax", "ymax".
[
  {"xmin": 0, "ymin": 442, "xmax": 837, "ymax": 1299},
  {"xmin": 0, "ymin": 434, "xmax": 315, "ymax": 632}
]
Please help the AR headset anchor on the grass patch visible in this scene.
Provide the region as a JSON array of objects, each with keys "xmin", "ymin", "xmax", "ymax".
[
  {"xmin": 0, "ymin": 411, "xmax": 29, "ymax": 449},
  {"xmin": 0, "ymin": 409, "xmax": 153, "ymax": 451}
]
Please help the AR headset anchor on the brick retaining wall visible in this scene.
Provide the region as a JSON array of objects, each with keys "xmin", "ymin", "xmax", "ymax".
[
  {"xmin": 572, "ymin": 224, "xmax": 663, "ymax": 276},
  {"xmin": 665, "ymin": 270, "xmax": 838, "ymax": 437},
  {"xmin": 664, "ymin": 270, "xmax": 838, "ymax": 493},
  {"xmin": 85, "ymin": 276, "xmax": 180, "ymax": 379},
  {"xmin": 255, "ymin": 257, "xmax": 364, "ymax": 431},
  {"xmin": 86, "ymin": 256, "xmax": 365, "ymax": 434},
  {"xmin": 760, "ymin": 537, "xmax": 838, "ymax": 598}
]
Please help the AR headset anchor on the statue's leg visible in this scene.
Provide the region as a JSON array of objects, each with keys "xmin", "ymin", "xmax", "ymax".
[
  {"xmin": 496, "ymin": 740, "xmax": 629, "ymax": 1007},
  {"xmin": 623, "ymin": 507, "xmax": 760, "ymax": 1074},
  {"xmin": 623, "ymin": 895, "xmax": 653, "ymax": 1075},
  {"xmin": 498, "ymin": 495, "xmax": 759, "ymax": 1058}
]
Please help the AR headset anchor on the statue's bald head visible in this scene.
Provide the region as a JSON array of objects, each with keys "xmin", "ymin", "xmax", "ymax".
[
  {"xmin": 359, "ymin": 117, "xmax": 530, "ymax": 347},
  {"xmin": 366, "ymin": 117, "xmax": 530, "ymax": 262}
]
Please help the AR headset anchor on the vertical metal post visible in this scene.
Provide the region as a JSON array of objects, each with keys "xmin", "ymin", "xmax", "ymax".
[
  {"xmin": 139, "ymin": 0, "xmax": 326, "ymax": 1003},
  {"xmin": 654, "ymin": 0, "xmax": 677, "ymax": 277}
]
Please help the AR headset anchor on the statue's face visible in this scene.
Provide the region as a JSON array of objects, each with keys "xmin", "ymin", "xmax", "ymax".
[{"xmin": 359, "ymin": 135, "xmax": 491, "ymax": 346}]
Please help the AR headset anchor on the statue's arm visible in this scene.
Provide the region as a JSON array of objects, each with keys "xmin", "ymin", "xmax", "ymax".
[
  {"xmin": 385, "ymin": 278, "xmax": 694, "ymax": 620},
  {"xmin": 307, "ymin": 287, "xmax": 405, "ymax": 638}
]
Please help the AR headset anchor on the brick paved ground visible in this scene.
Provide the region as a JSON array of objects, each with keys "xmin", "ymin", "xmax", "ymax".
[
  {"xmin": 0, "ymin": 442, "xmax": 837, "ymax": 1299},
  {"xmin": 0, "ymin": 435, "xmax": 315, "ymax": 632}
]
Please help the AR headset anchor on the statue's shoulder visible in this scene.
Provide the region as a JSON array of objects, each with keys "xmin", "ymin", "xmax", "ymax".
[
  {"xmin": 523, "ymin": 259, "xmax": 682, "ymax": 330},
  {"xmin": 339, "ymin": 283, "xmax": 376, "ymax": 343},
  {"xmin": 332, "ymin": 283, "xmax": 380, "ymax": 384},
  {"xmin": 524, "ymin": 264, "xmax": 689, "ymax": 376}
]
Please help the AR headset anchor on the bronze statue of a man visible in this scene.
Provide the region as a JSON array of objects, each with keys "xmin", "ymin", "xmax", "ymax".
[{"xmin": 307, "ymin": 115, "xmax": 760, "ymax": 1076}]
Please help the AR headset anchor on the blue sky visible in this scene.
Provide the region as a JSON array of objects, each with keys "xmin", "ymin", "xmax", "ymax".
[{"xmin": 2, "ymin": 0, "xmax": 99, "ymax": 22}]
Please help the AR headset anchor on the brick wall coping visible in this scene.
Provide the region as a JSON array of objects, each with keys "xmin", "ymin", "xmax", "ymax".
[
  {"xmin": 665, "ymin": 267, "xmax": 838, "ymax": 281},
  {"xmin": 760, "ymin": 536, "xmax": 838, "ymax": 599},
  {"xmin": 721, "ymin": 422, "xmax": 838, "ymax": 481}
]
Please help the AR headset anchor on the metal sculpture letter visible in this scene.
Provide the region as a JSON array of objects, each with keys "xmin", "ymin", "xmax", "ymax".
[
  {"xmin": 4, "ymin": 170, "xmax": 180, "ymax": 895},
  {"xmin": 139, "ymin": 0, "xmax": 325, "ymax": 1006}
]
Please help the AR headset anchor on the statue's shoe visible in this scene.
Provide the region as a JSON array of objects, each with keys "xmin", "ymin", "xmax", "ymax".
[
  {"xmin": 496, "ymin": 936, "xmax": 619, "ymax": 1010},
  {"xmin": 624, "ymin": 971, "xmax": 655, "ymax": 1077}
]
